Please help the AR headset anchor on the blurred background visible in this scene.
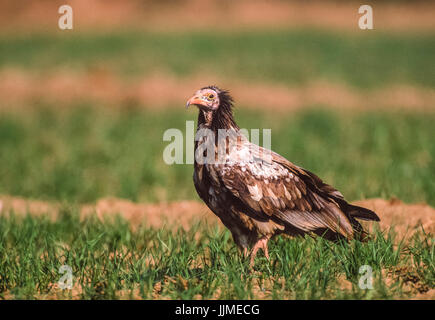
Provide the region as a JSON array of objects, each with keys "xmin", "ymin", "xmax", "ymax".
[{"xmin": 0, "ymin": 0, "xmax": 434, "ymax": 206}]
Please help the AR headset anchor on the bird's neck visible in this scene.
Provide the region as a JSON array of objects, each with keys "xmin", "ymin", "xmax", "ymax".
[
  {"xmin": 194, "ymin": 110, "xmax": 248, "ymax": 166},
  {"xmin": 197, "ymin": 110, "xmax": 239, "ymax": 132}
]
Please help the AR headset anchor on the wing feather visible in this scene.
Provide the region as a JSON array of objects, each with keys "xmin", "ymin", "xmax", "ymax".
[{"xmin": 216, "ymin": 144, "xmax": 355, "ymax": 238}]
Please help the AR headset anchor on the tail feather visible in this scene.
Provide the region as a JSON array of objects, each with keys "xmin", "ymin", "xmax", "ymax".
[{"xmin": 346, "ymin": 204, "xmax": 380, "ymax": 221}]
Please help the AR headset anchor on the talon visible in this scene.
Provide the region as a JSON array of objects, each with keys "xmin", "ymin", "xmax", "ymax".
[
  {"xmin": 243, "ymin": 247, "xmax": 249, "ymax": 258},
  {"xmin": 249, "ymin": 237, "xmax": 269, "ymax": 267}
]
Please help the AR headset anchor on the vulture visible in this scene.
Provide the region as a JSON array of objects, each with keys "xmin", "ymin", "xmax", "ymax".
[{"xmin": 186, "ymin": 86, "xmax": 380, "ymax": 266}]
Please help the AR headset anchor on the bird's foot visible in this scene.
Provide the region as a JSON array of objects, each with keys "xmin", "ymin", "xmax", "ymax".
[{"xmin": 249, "ymin": 237, "xmax": 269, "ymax": 267}]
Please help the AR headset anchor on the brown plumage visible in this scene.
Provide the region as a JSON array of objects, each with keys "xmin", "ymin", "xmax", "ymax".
[{"xmin": 186, "ymin": 86, "xmax": 380, "ymax": 266}]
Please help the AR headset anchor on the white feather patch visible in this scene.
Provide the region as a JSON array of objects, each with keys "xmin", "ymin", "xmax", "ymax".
[{"xmin": 247, "ymin": 184, "xmax": 263, "ymax": 201}]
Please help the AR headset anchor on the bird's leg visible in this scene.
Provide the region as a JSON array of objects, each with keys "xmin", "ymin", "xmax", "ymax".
[
  {"xmin": 263, "ymin": 241, "xmax": 270, "ymax": 260},
  {"xmin": 250, "ymin": 237, "xmax": 270, "ymax": 267}
]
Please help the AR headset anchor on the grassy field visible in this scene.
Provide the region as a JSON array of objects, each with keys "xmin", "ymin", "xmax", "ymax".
[
  {"xmin": 0, "ymin": 27, "xmax": 434, "ymax": 299},
  {"xmin": 0, "ymin": 107, "xmax": 434, "ymax": 206},
  {"xmin": 0, "ymin": 106, "xmax": 434, "ymax": 299},
  {"xmin": 0, "ymin": 209, "xmax": 433, "ymax": 299}
]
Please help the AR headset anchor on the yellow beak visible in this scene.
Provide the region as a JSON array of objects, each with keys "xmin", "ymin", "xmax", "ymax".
[{"xmin": 186, "ymin": 96, "xmax": 205, "ymax": 109}]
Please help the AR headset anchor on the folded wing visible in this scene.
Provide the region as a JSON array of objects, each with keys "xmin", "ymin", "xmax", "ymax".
[{"xmin": 216, "ymin": 144, "xmax": 360, "ymax": 238}]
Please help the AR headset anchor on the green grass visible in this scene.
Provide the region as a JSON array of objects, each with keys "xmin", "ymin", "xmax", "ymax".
[
  {"xmin": 0, "ymin": 30, "xmax": 434, "ymax": 88},
  {"xmin": 0, "ymin": 106, "xmax": 434, "ymax": 206},
  {"xmin": 0, "ymin": 209, "xmax": 432, "ymax": 299}
]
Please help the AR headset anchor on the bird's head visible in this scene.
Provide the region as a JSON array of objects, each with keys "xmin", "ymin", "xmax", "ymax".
[
  {"xmin": 186, "ymin": 86, "xmax": 237, "ymax": 129},
  {"xmin": 186, "ymin": 86, "xmax": 222, "ymax": 111}
]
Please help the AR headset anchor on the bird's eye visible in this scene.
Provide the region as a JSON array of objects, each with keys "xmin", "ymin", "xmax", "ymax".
[{"xmin": 208, "ymin": 94, "xmax": 215, "ymax": 99}]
